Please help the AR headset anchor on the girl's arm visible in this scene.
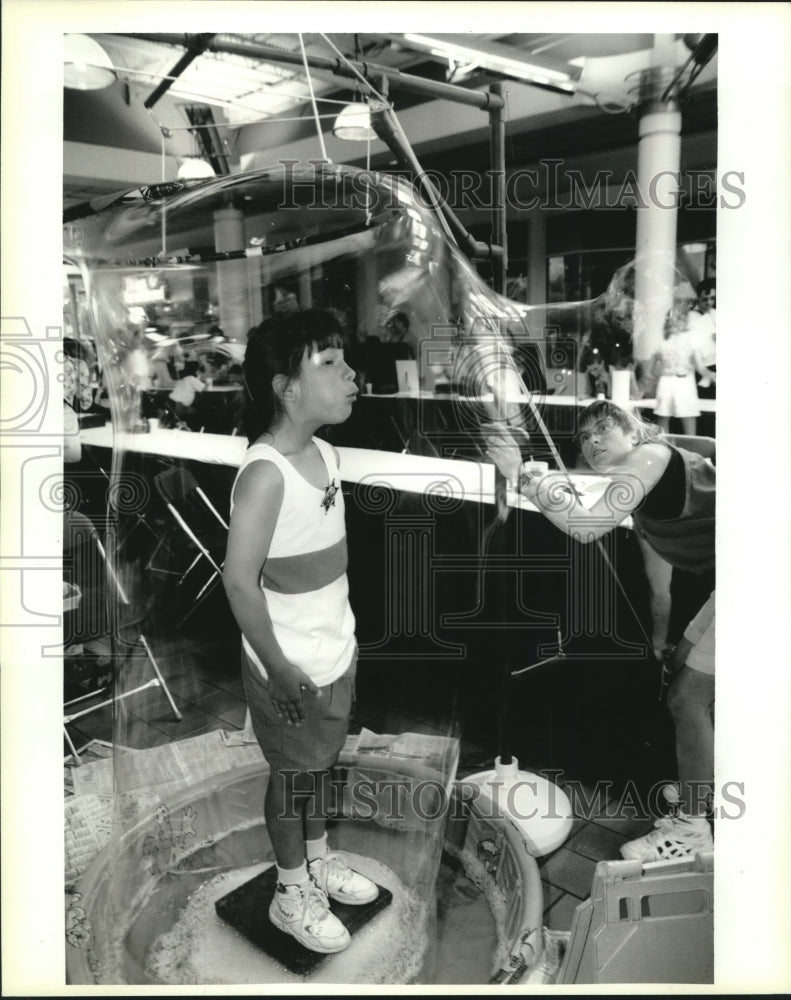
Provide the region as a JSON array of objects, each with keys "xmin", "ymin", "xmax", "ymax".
[
  {"xmin": 223, "ymin": 460, "xmax": 319, "ymax": 723},
  {"xmin": 518, "ymin": 443, "xmax": 670, "ymax": 542}
]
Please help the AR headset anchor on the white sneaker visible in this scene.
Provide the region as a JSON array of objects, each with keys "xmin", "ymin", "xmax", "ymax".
[
  {"xmin": 268, "ymin": 879, "xmax": 351, "ymax": 953},
  {"xmin": 620, "ymin": 814, "xmax": 713, "ymax": 863},
  {"xmin": 308, "ymin": 852, "xmax": 379, "ymax": 905}
]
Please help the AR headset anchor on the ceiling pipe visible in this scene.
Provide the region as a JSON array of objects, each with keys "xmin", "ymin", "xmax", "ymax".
[
  {"xmin": 106, "ymin": 34, "xmax": 508, "ymax": 270},
  {"xmin": 143, "ymin": 32, "xmax": 217, "ymax": 109},
  {"xmin": 369, "ymin": 101, "xmax": 501, "ymax": 265},
  {"xmin": 125, "ymin": 33, "xmax": 505, "ymax": 111}
]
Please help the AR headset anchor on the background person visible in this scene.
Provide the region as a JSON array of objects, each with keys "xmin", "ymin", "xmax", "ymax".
[
  {"xmin": 583, "ymin": 355, "xmax": 611, "ymax": 399},
  {"xmin": 62, "ymin": 338, "xmax": 98, "ymax": 463},
  {"xmin": 651, "ymin": 299, "xmax": 715, "ymax": 436},
  {"xmin": 63, "ymin": 354, "xmax": 83, "ymax": 465},
  {"xmin": 686, "ymin": 278, "xmax": 717, "ymax": 399},
  {"xmin": 368, "ymin": 311, "xmax": 415, "ymax": 394},
  {"xmin": 167, "ymin": 366, "xmax": 206, "ymax": 428}
]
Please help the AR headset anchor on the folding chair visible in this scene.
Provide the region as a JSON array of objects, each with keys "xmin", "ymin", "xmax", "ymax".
[
  {"xmin": 63, "ymin": 509, "xmax": 182, "ymax": 764},
  {"xmin": 152, "ymin": 465, "xmax": 229, "ymax": 626},
  {"xmin": 79, "ymin": 448, "xmax": 161, "ymax": 547}
]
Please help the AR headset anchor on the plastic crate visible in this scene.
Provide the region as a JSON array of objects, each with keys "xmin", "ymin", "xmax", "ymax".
[{"xmin": 558, "ymin": 852, "xmax": 714, "ymax": 984}]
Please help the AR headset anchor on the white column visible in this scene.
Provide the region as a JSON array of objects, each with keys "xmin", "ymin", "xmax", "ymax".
[
  {"xmin": 632, "ymin": 37, "xmax": 682, "ymax": 367},
  {"xmin": 213, "ymin": 207, "xmax": 251, "ymax": 342}
]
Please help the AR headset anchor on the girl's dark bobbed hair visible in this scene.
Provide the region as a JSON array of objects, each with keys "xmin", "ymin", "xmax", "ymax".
[{"xmin": 242, "ymin": 307, "xmax": 346, "ymax": 444}]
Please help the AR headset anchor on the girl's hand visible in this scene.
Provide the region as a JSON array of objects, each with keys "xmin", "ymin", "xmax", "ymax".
[{"xmin": 267, "ymin": 665, "xmax": 321, "ymax": 725}]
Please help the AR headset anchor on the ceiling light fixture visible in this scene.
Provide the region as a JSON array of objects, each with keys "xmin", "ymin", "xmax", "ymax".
[
  {"xmin": 177, "ymin": 157, "xmax": 216, "ymax": 180},
  {"xmin": 64, "ymin": 33, "xmax": 116, "ymax": 91},
  {"xmin": 333, "ymin": 101, "xmax": 374, "ymax": 141},
  {"xmin": 333, "ymin": 99, "xmax": 389, "ymax": 142},
  {"xmin": 400, "ymin": 33, "xmax": 580, "ymax": 91},
  {"xmin": 333, "ymin": 34, "xmax": 382, "ymax": 143}
]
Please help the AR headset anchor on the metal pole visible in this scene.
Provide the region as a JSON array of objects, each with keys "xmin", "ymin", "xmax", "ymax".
[
  {"xmin": 488, "ymin": 81, "xmax": 512, "ymax": 758},
  {"xmin": 369, "ymin": 104, "xmax": 489, "ymax": 257},
  {"xmin": 489, "ymin": 82, "xmax": 508, "ymax": 294}
]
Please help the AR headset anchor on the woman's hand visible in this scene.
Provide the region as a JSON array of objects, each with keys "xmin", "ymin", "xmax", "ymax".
[
  {"xmin": 516, "ymin": 469, "xmax": 544, "ymax": 501},
  {"xmin": 484, "ymin": 423, "xmax": 524, "ymax": 483},
  {"xmin": 267, "ymin": 664, "xmax": 321, "ymax": 725}
]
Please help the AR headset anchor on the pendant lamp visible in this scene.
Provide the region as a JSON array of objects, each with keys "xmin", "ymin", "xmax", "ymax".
[
  {"xmin": 177, "ymin": 158, "xmax": 216, "ymax": 180},
  {"xmin": 64, "ymin": 34, "xmax": 116, "ymax": 91},
  {"xmin": 332, "ymin": 101, "xmax": 375, "ymax": 142}
]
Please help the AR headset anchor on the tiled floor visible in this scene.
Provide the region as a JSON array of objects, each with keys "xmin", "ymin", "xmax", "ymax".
[{"xmin": 65, "ymin": 623, "xmax": 661, "ymax": 940}]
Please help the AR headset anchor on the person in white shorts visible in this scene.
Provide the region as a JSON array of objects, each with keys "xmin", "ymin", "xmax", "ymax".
[{"xmin": 651, "ymin": 301, "xmax": 715, "ymax": 436}]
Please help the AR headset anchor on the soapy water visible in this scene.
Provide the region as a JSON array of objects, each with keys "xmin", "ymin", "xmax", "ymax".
[
  {"xmin": 141, "ymin": 845, "xmax": 518, "ymax": 985},
  {"xmin": 145, "ymin": 852, "xmax": 431, "ymax": 985},
  {"xmin": 67, "ymin": 770, "xmax": 539, "ymax": 985}
]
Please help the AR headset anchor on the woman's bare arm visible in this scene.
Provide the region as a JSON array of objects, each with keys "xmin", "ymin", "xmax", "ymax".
[{"xmin": 519, "ymin": 442, "xmax": 671, "ymax": 542}]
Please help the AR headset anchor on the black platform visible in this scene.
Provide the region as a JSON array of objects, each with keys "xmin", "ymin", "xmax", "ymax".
[{"xmin": 215, "ymin": 865, "xmax": 393, "ymax": 976}]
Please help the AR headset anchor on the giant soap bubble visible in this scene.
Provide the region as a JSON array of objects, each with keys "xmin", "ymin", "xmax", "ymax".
[{"xmin": 62, "ymin": 161, "xmax": 699, "ymax": 985}]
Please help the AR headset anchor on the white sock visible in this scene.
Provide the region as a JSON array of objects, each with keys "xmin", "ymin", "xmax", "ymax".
[
  {"xmin": 276, "ymin": 861, "xmax": 308, "ymax": 886},
  {"xmin": 305, "ymin": 833, "xmax": 328, "ymax": 863}
]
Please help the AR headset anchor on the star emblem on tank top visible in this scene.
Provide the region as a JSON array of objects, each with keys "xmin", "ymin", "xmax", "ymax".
[{"xmin": 320, "ymin": 478, "xmax": 339, "ymax": 514}]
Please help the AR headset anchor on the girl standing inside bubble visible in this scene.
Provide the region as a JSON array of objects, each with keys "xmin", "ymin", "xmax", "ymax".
[{"xmin": 223, "ymin": 309, "xmax": 378, "ymax": 954}]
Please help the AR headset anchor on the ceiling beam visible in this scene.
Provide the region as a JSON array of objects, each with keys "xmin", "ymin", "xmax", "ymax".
[
  {"xmin": 122, "ymin": 33, "xmax": 505, "ymax": 111},
  {"xmin": 143, "ymin": 33, "xmax": 217, "ymax": 109}
]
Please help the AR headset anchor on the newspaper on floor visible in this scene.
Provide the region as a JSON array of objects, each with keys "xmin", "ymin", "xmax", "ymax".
[
  {"xmin": 65, "ymin": 731, "xmax": 267, "ymax": 883},
  {"xmin": 64, "ymin": 788, "xmax": 164, "ymax": 885},
  {"xmin": 64, "ymin": 793, "xmax": 114, "ymax": 885},
  {"xmin": 70, "ymin": 730, "xmax": 265, "ymax": 797},
  {"xmin": 336, "ymin": 728, "xmax": 460, "ymax": 833},
  {"xmin": 340, "ymin": 727, "xmax": 460, "ymax": 775}
]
